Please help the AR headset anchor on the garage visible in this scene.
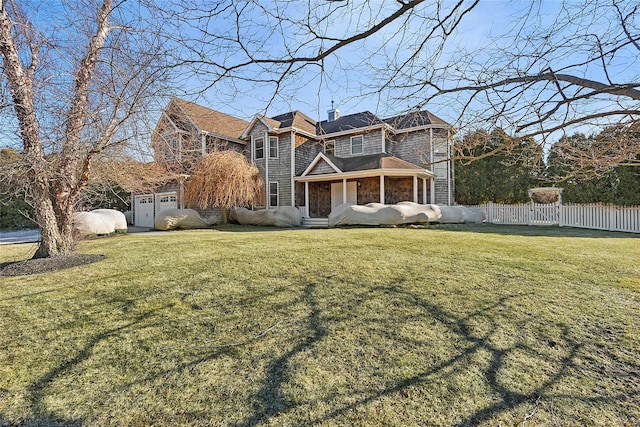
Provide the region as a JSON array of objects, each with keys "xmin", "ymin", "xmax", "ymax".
[
  {"xmin": 134, "ymin": 195, "xmax": 155, "ymax": 227},
  {"xmin": 156, "ymin": 192, "xmax": 177, "ymax": 215},
  {"xmin": 133, "ymin": 192, "xmax": 179, "ymax": 228}
]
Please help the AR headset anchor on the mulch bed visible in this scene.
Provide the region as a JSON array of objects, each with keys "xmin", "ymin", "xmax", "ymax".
[{"xmin": 0, "ymin": 254, "xmax": 105, "ymax": 277}]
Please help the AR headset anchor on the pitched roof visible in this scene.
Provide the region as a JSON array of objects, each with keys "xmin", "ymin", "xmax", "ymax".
[
  {"xmin": 172, "ymin": 98, "xmax": 249, "ymax": 139},
  {"xmin": 383, "ymin": 110, "xmax": 450, "ymax": 129},
  {"xmin": 269, "ymin": 110, "xmax": 317, "ymax": 134},
  {"xmin": 316, "ymin": 111, "xmax": 384, "ymax": 135},
  {"xmin": 325, "ymin": 153, "xmax": 423, "ymax": 172}
]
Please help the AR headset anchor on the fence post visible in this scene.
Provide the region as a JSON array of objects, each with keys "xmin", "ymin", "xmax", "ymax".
[
  {"xmin": 609, "ymin": 205, "xmax": 616, "ymax": 232},
  {"xmin": 487, "ymin": 202, "xmax": 493, "ymax": 224},
  {"xmin": 528, "ymin": 200, "xmax": 533, "ymax": 226},
  {"xmin": 558, "ymin": 202, "xmax": 564, "ymax": 227}
]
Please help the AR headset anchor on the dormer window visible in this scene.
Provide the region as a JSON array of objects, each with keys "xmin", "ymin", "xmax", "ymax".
[
  {"xmin": 324, "ymin": 140, "xmax": 335, "ymax": 156},
  {"xmin": 254, "ymin": 137, "xmax": 264, "ymax": 159},
  {"xmin": 351, "ymin": 135, "xmax": 363, "ymax": 155}
]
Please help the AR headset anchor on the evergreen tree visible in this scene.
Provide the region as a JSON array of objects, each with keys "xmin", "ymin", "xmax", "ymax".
[
  {"xmin": 546, "ymin": 126, "xmax": 640, "ymax": 205},
  {"xmin": 455, "ymin": 129, "xmax": 543, "ymax": 204}
]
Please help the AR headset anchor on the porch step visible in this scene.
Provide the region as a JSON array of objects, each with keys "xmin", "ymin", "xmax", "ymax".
[{"xmin": 302, "ymin": 217, "xmax": 329, "ymax": 228}]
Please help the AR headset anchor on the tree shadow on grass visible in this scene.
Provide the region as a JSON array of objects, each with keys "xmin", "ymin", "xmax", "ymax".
[
  {"xmin": 312, "ymin": 286, "xmax": 637, "ymax": 425},
  {"xmin": 429, "ymin": 223, "xmax": 639, "ymax": 238},
  {"xmin": 23, "ymin": 305, "xmax": 172, "ymax": 425},
  {"xmin": 226, "ymin": 280, "xmax": 637, "ymax": 426},
  {"xmin": 235, "ymin": 282, "xmax": 327, "ymax": 427}
]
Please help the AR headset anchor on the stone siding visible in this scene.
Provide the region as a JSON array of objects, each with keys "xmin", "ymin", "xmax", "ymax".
[
  {"xmin": 384, "ymin": 177, "xmax": 414, "ymax": 204},
  {"xmin": 357, "ymin": 177, "xmax": 380, "ymax": 205},
  {"xmin": 308, "ymin": 181, "xmax": 333, "ymax": 217}
]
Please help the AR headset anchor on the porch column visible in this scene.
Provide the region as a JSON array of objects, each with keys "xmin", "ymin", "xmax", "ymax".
[
  {"xmin": 343, "ymin": 178, "xmax": 347, "ymax": 204},
  {"xmin": 430, "ymin": 178, "xmax": 435, "ymax": 204},
  {"xmin": 380, "ymin": 175, "xmax": 385, "ymax": 204},
  {"xmin": 422, "ymin": 178, "xmax": 427, "ymax": 204},
  {"xmin": 413, "ymin": 176, "xmax": 418, "ymax": 203},
  {"xmin": 304, "ymin": 181, "xmax": 309, "ymax": 217}
]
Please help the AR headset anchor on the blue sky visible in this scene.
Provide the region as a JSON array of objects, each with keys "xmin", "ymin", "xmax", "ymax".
[
  {"xmin": 184, "ymin": 0, "xmax": 637, "ymax": 143},
  {"xmin": 1, "ymin": 0, "xmax": 637, "ymax": 151}
]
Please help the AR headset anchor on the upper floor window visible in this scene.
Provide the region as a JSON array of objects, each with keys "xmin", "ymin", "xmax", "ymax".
[
  {"xmin": 351, "ymin": 135, "xmax": 363, "ymax": 155},
  {"xmin": 324, "ymin": 140, "xmax": 335, "ymax": 156},
  {"xmin": 269, "ymin": 181, "xmax": 279, "ymax": 207},
  {"xmin": 434, "ymin": 139, "xmax": 448, "ymax": 154},
  {"xmin": 269, "ymin": 136, "xmax": 278, "ymax": 158},
  {"xmin": 254, "ymin": 137, "xmax": 264, "ymax": 159}
]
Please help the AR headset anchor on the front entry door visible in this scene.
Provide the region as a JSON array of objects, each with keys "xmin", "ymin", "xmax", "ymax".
[{"xmin": 331, "ymin": 181, "xmax": 357, "ymax": 212}]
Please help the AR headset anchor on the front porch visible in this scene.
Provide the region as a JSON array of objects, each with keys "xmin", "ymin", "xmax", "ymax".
[
  {"xmin": 295, "ymin": 173, "xmax": 435, "ymax": 219},
  {"xmin": 294, "ymin": 152, "xmax": 436, "ymax": 219}
]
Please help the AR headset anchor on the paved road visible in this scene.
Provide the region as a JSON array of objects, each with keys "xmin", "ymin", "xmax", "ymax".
[
  {"xmin": 0, "ymin": 227, "xmax": 162, "ymax": 245},
  {"xmin": 0, "ymin": 229, "xmax": 40, "ymax": 245}
]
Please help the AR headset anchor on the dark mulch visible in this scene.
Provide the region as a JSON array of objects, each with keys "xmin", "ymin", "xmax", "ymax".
[{"xmin": 0, "ymin": 254, "xmax": 105, "ymax": 277}]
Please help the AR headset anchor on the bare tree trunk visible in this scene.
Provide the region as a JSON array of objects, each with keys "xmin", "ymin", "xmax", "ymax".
[
  {"xmin": 1, "ymin": 1, "xmax": 113, "ymax": 258},
  {"xmin": 221, "ymin": 206, "xmax": 228, "ymax": 225}
]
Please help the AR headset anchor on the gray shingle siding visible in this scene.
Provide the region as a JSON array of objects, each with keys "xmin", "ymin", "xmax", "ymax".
[
  {"xmin": 389, "ymin": 131, "xmax": 430, "ymax": 167},
  {"xmin": 266, "ymin": 133, "xmax": 293, "ymax": 207},
  {"xmin": 334, "ymin": 130, "xmax": 384, "ymax": 158},
  {"xmin": 248, "ymin": 122, "xmax": 294, "ymax": 207},
  {"xmin": 309, "ymin": 160, "xmax": 336, "ymax": 175},
  {"xmin": 295, "ymin": 140, "xmax": 323, "ymax": 175}
]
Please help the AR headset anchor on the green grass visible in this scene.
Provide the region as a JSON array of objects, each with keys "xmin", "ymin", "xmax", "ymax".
[{"xmin": 1, "ymin": 225, "xmax": 639, "ymax": 426}]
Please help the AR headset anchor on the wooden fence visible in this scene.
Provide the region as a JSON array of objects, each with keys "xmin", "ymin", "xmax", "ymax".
[{"xmin": 473, "ymin": 202, "xmax": 640, "ymax": 234}]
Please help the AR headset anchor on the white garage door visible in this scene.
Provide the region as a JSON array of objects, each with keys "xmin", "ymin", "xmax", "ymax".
[
  {"xmin": 134, "ymin": 195, "xmax": 155, "ymax": 227},
  {"xmin": 156, "ymin": 193, "xmax": 177, "ymax": 214}
]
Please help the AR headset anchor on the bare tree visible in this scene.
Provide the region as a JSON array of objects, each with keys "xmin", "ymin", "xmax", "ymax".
[
  {"xmin": 164, "ymin": 0, "xmax": 638, "ymax": 173},
  {"xmin": 0, "ymin": 0, "xmax": 171, "ymax": 257},
  {"xmin": 184, "ymin": 150, "xmax": 264, "ymax": 224}
]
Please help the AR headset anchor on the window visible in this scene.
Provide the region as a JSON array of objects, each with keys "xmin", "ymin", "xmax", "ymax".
[
  {"xmin": 269, "ymin": 182, "xmax": 279, "ymax": 207},
  {"xmin": 434, "ymin": 139, "xmax": 448, "ymax": 154},
  {"xmin": 324, "ymin": 140, "xmax": 335, "ymax": 155},
  {"xmin": 160, "ymin": 195, "xmax": 177, "ymax": 203},
  {"xmin": 433, "ymin": 161, "xmax": 448, "ymax": 179},
  {"xmin": 269, "ymin": 136, "xmax": 278, "ymax": 158},
  {"xmin": 254, "ymin": 137, "xmax": 264, "ymax": 159},
  {"xmin": 351, "ymin": 135, "xmax": 363, "ymax": 154}
]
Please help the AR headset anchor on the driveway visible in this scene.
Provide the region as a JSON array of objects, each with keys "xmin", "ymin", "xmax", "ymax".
[{"xmin": 0, "ymin": 229, "xmax": 41, "ymax": 245}]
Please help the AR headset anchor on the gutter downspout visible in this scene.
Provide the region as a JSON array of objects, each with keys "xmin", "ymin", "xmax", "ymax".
[
  {"xmin": 265, "ymin": 131, "xmax": 269, "ymax": 209},
  {"xmin": 291, "ymin": 130, "xmax": 295, "ymax": 207}
]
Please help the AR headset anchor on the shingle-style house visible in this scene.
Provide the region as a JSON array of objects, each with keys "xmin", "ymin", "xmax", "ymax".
[{"xmin": 133, "ymin": 97, "xmax": 454, "ymax": 227}]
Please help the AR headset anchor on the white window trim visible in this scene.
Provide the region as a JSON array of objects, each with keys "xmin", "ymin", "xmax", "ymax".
[
  {"xmin": 350, "ymin": 135, "xmax": 363, "ymax": 155},
  {"xmin": 269, "ymin": 181, "xmax": 279, "ymax": 208},
  {"xmin": 254, "ymin": 136, "xmax": 265, "ymax": 160},
  {"xmin": 324, "ymin": 139, "xmax": 335, "ymax": 155},
  {"xmin": 269, "ymin": 136, "xmax": 279, "ymax": 159}
]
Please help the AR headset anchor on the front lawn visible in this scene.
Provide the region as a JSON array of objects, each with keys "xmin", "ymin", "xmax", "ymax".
[{"xmin": 1, "ymin": 225, "xmax": 638, "ymax": 426}]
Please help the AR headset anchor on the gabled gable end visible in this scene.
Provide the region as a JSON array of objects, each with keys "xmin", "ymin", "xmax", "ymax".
[{"xmin": 300, "ymin": 152, "xmax": 342, "ymax": 176}]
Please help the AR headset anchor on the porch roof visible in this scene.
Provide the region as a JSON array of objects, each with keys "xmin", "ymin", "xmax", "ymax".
[{"xmin": 295, "ymin": 152, "xmax": 434, "ymax": 182}]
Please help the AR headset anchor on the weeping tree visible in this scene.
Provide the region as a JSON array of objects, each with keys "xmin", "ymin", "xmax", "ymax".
[
  {"xmin": 184, "ymin": 150, "xmax": 264, "ymax": 224},
  {"xmin": 0, "ymin": 0, "xmax": 172, "ymax": 258}
]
